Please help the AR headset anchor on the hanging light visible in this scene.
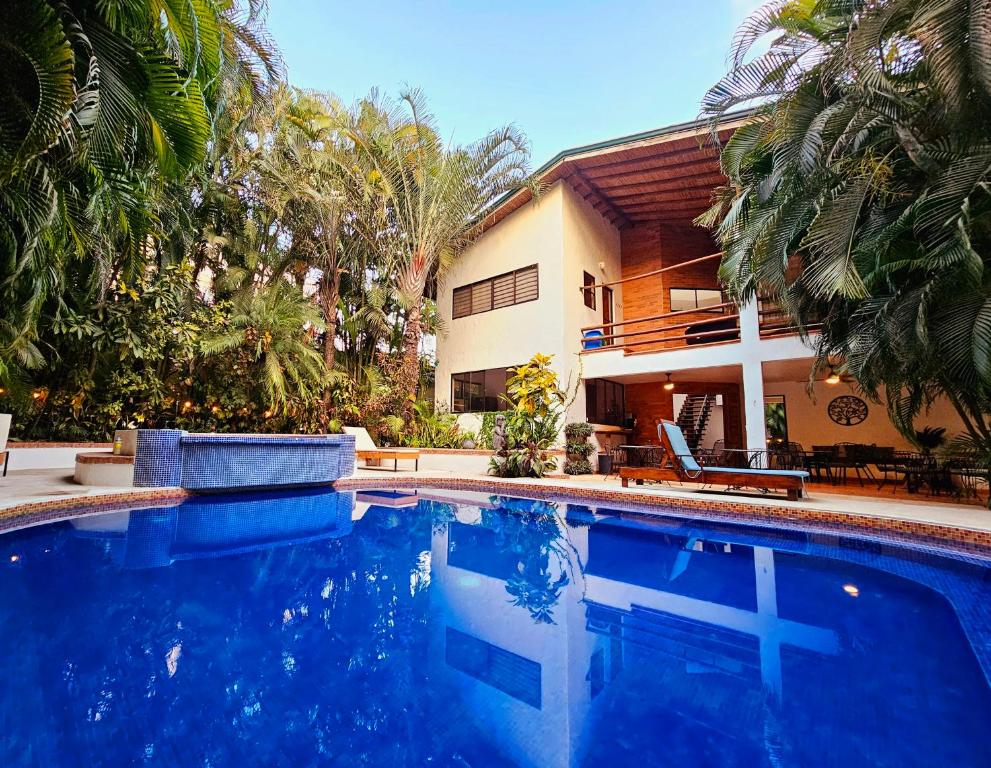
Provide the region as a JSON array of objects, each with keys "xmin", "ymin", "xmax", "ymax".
[
  {"xmin": 663, "ymin": 373, "xmax": 675, "ymax": 391},
  {"xmin": 825, "ymin": 367, "xmax": 841, "ymax": 385}
]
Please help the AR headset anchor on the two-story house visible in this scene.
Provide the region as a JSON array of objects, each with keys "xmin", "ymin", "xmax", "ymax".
[{"xmin": 435, "ymin": 116, "xmax": 964, "ymax": 458}]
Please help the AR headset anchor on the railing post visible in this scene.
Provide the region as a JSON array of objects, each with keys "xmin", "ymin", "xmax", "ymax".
[{"xmin": 739, "ymin": 299, "xmax": 761, "ymax": 346}]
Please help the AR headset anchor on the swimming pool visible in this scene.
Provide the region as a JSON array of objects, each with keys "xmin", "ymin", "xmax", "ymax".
[{"xmin": 2, "ymin": 487, "xmax": 990, "ymax": 767}]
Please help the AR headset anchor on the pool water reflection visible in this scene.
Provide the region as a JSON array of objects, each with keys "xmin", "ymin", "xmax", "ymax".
[{"xmin": 1, "ymin": 488, "xmax": 990, "ymax": 767}]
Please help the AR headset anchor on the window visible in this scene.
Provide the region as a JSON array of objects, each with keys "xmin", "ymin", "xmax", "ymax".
[
  {"xmin": 451, "ymin": 367, "xmax": 514, "ymax": 413},
  {"xmin": 452, "ymin": 265, "xmax": 539, "ymax": 319},
  {"xmin": 764, "ymin": 395, "xmax": 789, "ymax": 446},
  {"xmin": 583, "ymin": 271, "xmax": 596, "ymax": 309},
  {"xmin": 446, "ymin": 627, "xmax": 541, "ymax": 709},
  {"xmin": 669, "ymin": 287, "xmax": 724, "ymax": 313},
  {"xmin": 586, "ymin": 378, "xmax": 626, "ymax": 427}
]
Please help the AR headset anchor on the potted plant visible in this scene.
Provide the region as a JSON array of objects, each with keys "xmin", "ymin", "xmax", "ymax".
[
  {"xmin": 915, "ymin": 426, "xmax": 947, "ymax": 455},
  {"xmin": 564, "ymin": 421, "xmax": 594, "ymax": 475}
]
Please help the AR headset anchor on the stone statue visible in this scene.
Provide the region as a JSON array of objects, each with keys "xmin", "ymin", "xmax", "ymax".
[{"xmin": 492, "ymin": 414, "xmax": 507, "ymax": 453}]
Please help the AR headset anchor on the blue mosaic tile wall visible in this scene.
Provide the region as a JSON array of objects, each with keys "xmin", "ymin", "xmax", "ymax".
[
  {"xmin": 117, "ymin": 489, "xmax": 355, "ymax": 568},
  {"xmin": 134, "ymin": 430, "xmax": 184, "ymax": 487},
  {"xmin": 133, "ymin": 431, "xmax": 356, "ymax": 491}
]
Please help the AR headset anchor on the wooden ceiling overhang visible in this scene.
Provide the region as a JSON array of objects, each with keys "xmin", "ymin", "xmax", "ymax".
[{"xmin": 478, "ymin": 115, "xmax": 749, "ymax": 233}]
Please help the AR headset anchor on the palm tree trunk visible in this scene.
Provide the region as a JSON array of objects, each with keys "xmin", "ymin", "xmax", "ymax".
[
  {"xmin": 395, "ymin": 298, "xmax": 423, "ymax": 420},
  {"xmin": 319, "ymin": 269, "xmax": 341, "ymax": 431},
  {"xmin": 320, "ymin": 271, "xmax": 341, "ymax": 370}
]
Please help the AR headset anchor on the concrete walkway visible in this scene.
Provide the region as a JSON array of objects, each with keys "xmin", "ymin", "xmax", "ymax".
[
  {"xmin": 0, "ymin": 468, "xmax": 137, "ymax": 511},
  {"xmin": 350, "ymin": 466, "xmax": 991, "ymax": 533},
  {"xmin": 2, "ymin": 464, "xmax": 988, "ymax": 535}
]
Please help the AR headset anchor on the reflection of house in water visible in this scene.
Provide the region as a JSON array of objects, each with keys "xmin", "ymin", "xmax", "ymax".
[
  {"xmin": 430, "ymin": 502, "xmax": 837, "ymax": 768},
  {"xmin": 429, "ymin": 497, "xmax": 991, "ymax": 768},
  {"xmin": 70, "ymin": 489, "xmax": 355, "ymax": 568}
]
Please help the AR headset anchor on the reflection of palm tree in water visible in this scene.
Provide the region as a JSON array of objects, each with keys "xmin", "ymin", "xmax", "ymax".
[{"xmin": 484, "ymin": 497, "xmax": 581, "ymax": 624}]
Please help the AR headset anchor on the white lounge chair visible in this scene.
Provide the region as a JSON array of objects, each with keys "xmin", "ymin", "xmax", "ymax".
[{"xmin": 343, "ymin": 427, "xmax": 420, "ymax": 472}]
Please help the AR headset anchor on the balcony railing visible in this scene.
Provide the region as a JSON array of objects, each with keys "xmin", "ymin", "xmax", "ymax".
[
  {"xmin": 580, "ymin": 302, "xmax": 740, "ymax": 355},
  {"xmin": 758, "ymin": 299, "xmax": 822, "ymax": 339}
]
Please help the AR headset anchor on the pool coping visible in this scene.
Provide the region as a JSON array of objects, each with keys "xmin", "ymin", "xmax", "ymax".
[
  {"xmin": 336, "ymin": 476, "xmax": 991, "ymax": 560},
  {"xmin": 0, "ymin": 488, "xmax": 192, "ymax": 534},
  {"xmin": 2, "ymin": 475, "xmax": 990, "ymax": 561}
]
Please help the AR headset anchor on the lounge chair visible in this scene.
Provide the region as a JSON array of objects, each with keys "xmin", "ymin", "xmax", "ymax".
[
  {"xmin": 0, "ymin": 413, "xmax": 9, "ymax": 477},
  {"xmin": 343, "ymin": 427, "xmax": 420, "ymax": 472},
  {"xmin": 620, "ymin": 420, "xmax": 809, "ymax": 500}
]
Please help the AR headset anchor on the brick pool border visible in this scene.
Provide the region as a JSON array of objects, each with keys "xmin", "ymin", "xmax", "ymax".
[
  {"xmin": 2, "ymin": 475, "xmax": 989, "ymax": 561},
  {"xmin": 336, "ymin": 475, "xmax": 991, "ymax": 560}
]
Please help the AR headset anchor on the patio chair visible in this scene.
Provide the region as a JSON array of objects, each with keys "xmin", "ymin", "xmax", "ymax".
[
  {"xmin": 620, "ymin": 421, "xmax": 809, "ymax": 500},
  {"xmin": 342, "ymin": 427, "xmax": 420, "ymax": 472},
  {"xmin": 0, "ymin": 413, "xmax": 9, "ymax": 476},
  {"xmin": 837, "ymin": 442, "xmax": 876, "ymax": 487}
]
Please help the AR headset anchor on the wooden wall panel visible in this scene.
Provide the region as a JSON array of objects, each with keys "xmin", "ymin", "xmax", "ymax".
[
  {"xmin": 625, "ymin": 381, "xmax": 743, "ymax": 449},
  {"xmin": 618, "ymin": 223, "xmax": 728, "ymax": 353}
]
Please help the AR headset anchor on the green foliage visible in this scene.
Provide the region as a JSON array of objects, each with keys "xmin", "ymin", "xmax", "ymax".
[
  {"xmin": 336, "ymin": 89, "xmax": 533, "ymax": 418},
  {"xmin": 0, "ymin": 8, "xmax": 534, "ymax": 442},
  {"xmin": 563, "ymin": 421, "xmax": 594, "ymax": 474},
  {"xmin": 915, "ymin": 426, "xmax": 948, "ymax": 452},
  {"xmin": 0, "ymin": 0, "xmax": 281, "ymax": 380},
  {"xmin": 395, "ymin": 400, "xmax": 468, "ymax": 449},
  {"xmin": 488, "ymin": 441, "xmax": 558, "ymax": 479},
  {"xmin": 565, "ymin": 442, "xmax": 594, "ymax": 459},
  {"xmin": 563, "ymin": 458, "xmax": 593, "ymax": 475},
  {"xmin": 564, "ymin": 421, "xmax": 595, "ymax": 441},
  {"xmin": 702, "ymin": 0, "xmax": 991, "ymax": 455},
  {"xmin": 489, "ymin": 353, "xmax": 577, "ymax": 478},
  {"xmin": 6, "ymin": 264, "xmax": 328, "ymax": 440}
]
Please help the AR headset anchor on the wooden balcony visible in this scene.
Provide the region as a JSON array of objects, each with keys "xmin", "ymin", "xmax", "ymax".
[
  {"xmin": 581, "ymin": 302, "xmax": 741, "ymax": 355},
  {"xmin": 758, "ymin": 299, "xmax": 822, "ymax": 339}
]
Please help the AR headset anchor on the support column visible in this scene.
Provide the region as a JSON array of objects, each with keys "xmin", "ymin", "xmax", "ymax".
[
  {"xmin": 738, "ymin": 299, "xmax": 768, "ymax": 464},
  {"xmin": 742, "ymin": 358, "xmax": 767, "ymax": 465}
]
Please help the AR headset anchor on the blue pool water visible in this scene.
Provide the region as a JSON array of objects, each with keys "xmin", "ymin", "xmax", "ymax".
[{"xmin": 2, "ymin": 488, "xmax": 991, "ymax": 767}]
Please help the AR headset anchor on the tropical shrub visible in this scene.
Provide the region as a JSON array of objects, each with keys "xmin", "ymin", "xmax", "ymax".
[
  {"xmin": 0, "ymin": 7, "xmax": 534, "ymax": 443},
  {"xmin": 489, "ymin": 354, "xmax": 575, "ymax": 478},
  {"xmin": 915, "ymin": 426, "xmax": 948, "ymax": 454},
  {"xmin": 564, "ymin": 422, "xmax": 595, "ymax": 442},
  {"xmin": 397, "ymin": 400, "xmax": 466, "ymax": 449}
]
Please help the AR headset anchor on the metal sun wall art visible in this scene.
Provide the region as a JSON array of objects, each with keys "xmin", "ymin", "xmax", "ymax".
[{"xmin": 828, "ymin": 395, "xmax": 868, "ymax": 426}]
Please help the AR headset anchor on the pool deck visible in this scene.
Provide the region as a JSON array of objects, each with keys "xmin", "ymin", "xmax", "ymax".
[{"xmin": 2, "ymin": 463, "xmax": 988, "ymax": 538}]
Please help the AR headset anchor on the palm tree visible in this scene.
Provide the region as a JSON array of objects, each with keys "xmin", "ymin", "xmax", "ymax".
[
  {"xmin": 339, "ymin": 90, "xmax": 532, "ymax": 416},
  {"xmin": 200, "ymin": 278, "xmax": 326, "ymax": 408},
  {"xmin": 0, "ymin": 0, "xmax": 281, "ymax": 380},
  {"xmin": 700, "ymin": 0, "xmax": 991, "ymax": 446}
]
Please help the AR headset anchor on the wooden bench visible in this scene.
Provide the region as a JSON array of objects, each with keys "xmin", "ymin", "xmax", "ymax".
[{"xmin": 344, "ymin": 427, "xmax": 420, "ymax": 472}]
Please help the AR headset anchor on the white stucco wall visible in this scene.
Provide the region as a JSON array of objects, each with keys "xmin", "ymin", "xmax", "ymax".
[
  {"xmin": 560, "ymin": 183, "xmax": 623, "ymax": 424},
  {"xmin": 436, "ymin": 181, "xmax": 623, "ymax": 433},
  {"xmin": 435, "ymin": 182, "xmax": 568, "ymax": 412}
]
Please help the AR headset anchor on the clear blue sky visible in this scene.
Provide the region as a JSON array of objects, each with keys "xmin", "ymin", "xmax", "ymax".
[{"xmin": 267, "ymin": 0, "xmax": 762, "ymax": 166}]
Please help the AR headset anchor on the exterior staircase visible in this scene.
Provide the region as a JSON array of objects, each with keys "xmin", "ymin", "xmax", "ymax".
[{"xmin": 675, "ymin": 394, "xmax": 714, "ymax": 452}]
